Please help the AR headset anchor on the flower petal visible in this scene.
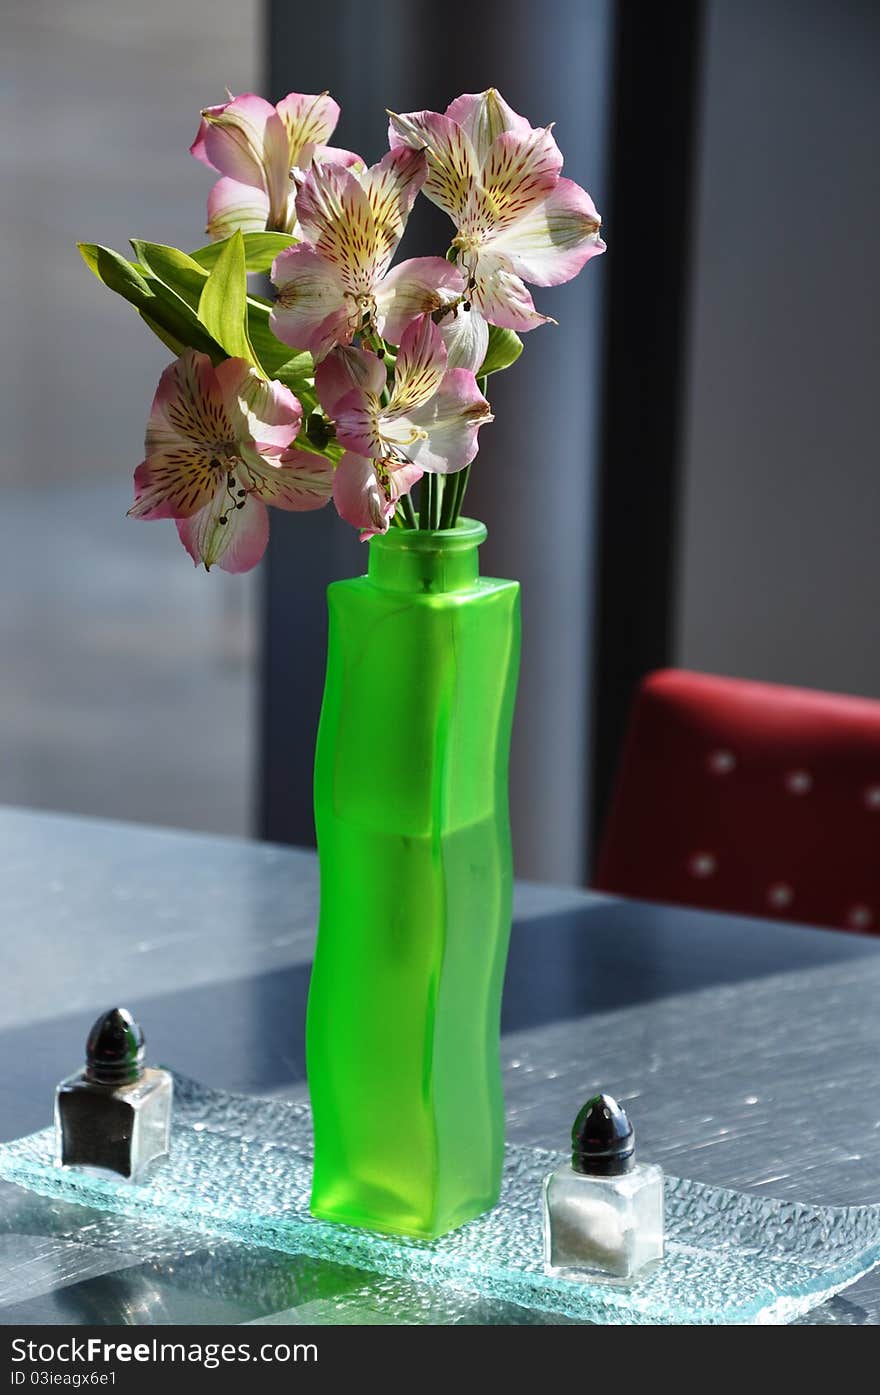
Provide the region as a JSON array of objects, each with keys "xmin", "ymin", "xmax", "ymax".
[
  {"xmin": 387, "ymin": 461, "xmax": 423, "ymax": 504},
  {"xmin": 388, "ymin": 109, "xmax": 479, "ymax": 224},
  {"xmin": 332, "ymin": 452, "xmax": 391, "ymax": 536},
  {"xmin": 129, "ymin": 452, "xmax": 220, "ymax": 521},
  {"xmin": 205, "ymin": 177, "xmax": 271, "ymax": 240},
  {"xmin": 469, "ymin": 128, "xmax": 563, "ymax": 236},
  {"xmin": 314, "ymin": 345, "xmax": 387, "ymax": 417},
  {"xmin": 294, "ymin": 161, "xmax": 394, "ymax": 293},
  {"xmin": 332, "ymin": 388, "xmax": 384, "ymax": 459},
  {"xmin": 275, "ymin": 91, "xmax": 341, "ymax": 165},
  {"xmin": 358, "ymin": 146, "xmax": 427, "ymax": 265},
  {"xmin": 486, "ymin": 177, "xmax": 605, "ymax": 286},
  {"xmin": 148, "ymin": 349, "xmax": 234, "ymax": 447},
  {"xmin": 195, "ymin": 93, "xmax": 291, "ymax": 227},
  {"xmin": 444, "ymin": 89, "xmax": 532, "ymax": 165},
  {"xmin": 386, "ymin": 315, "xmax": 447, "ymax": 415},
  {"xmin": 214, "ymin": 358, "xmax": 303, "ymax": 455},
  {"xmin": 390, "ymin": 369, "xmax": 492, "ymax": 474},
  {"xmin": 190, "ymin": 103, "xmax": 227, "ymax": 170},
  {"xmin": 193, "ymin": 93, "xmax": 284, "ymax": 187},
  {"xmin": 177, "ymin": 489, "xmax": 269, "ymax": 573},
  {"xmin": 471, "ymin": 253, "xmax": 552, "ymax": 331},
  {"xmin": 270, "ymin": 244, "xmax": 352, "ymax": 358},
  {"xmin": 375, "ymin": 256, "xmax": 465, "ymax": 345},
  {"xmin": 312, "ymin": 144, "xmax": 364, "ymax": 171},
  {"xmin": 436, "ymin": 304, "xmax": 489, "ymax": 373},
  {"xmin": 246, "ymin": 446, "xmax": 334, "ymax": 511}
]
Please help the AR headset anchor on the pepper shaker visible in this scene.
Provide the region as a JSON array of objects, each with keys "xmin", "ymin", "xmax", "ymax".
[{"xmin": 55, "ymin": 1008, "xmax": 172, "ymax": 1180}]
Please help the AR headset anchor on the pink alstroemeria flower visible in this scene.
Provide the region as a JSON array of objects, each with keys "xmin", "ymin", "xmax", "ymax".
[
  {"xmin": 316, "ymin": 316, "xmax": 492, "ymax": 537},
  {"xmin": 191, "ymin": 91, "xmax": 361, "ymax": 240},
  {"xmin": 129, "ymin": 349, "xmax": 334, "ymax": 572},
  {"xmin": 270, "ymin": 147, "xmax": 463, "ymax": 361},
  {"xmin": 388, "ymin": 88, "xmax": 605, "ymax": 331}
]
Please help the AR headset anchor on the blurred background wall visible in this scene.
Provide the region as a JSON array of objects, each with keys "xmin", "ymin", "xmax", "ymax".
[
  {"xmin": 1, "ymin": 0, "xmax": 261, "ymax": 833},
  {"xmin": 677, "ymin": 0, "xmax": 880, "ymax": 698},
  {"xmin": 2, "ymin": 0, "xmax": 878, "ymax": 883}
]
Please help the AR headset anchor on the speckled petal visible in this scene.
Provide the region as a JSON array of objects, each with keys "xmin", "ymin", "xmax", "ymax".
[
  {"xmin": 486, "ymin": 177, "xmax": 605, "ymax": 287},
  {"xmin": 128, "ymin": 351, "xmax": 233, "ymax": 520},
  {"xmin": 388, "ymin": 109, "xmax": 479, "ymax": 224},
  {"xmin": 358, "ymin": 146, "xmax": 427, "ymax": 265},
  {"xmin": 275, "ymin": 92, "xmax": 341, "ymax": 165},
  {"xmin": 470, "ymin": 128, "xmax": 563, "ymax": 237},
  {"xmin": 294, "ymin": 163, "xmax": 388, "ymax": 295},
  {"xmin": 385, "ymin": 315, "xmax": 447, "ymax": 416}
]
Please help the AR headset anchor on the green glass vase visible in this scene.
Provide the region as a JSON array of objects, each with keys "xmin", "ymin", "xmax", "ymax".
[{"xmin": 307, "ymin": 518, "xmax": 521, "ymax": 1240}]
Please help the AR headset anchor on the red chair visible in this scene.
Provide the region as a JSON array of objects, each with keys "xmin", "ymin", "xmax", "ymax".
[{"xmin": 594, "ymin": 669, "xmax": 880, "ymax": 935}]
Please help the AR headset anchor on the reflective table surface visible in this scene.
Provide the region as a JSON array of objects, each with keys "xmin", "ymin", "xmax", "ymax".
[{"xmin": 1, "ymin": 806, "xmax": 879, "ymax": 1325}]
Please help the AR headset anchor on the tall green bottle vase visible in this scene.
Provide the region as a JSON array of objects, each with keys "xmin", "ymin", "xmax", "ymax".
[{"xmin": 306, "ymin": 519, "xmax": 521, "ymax": 1240}]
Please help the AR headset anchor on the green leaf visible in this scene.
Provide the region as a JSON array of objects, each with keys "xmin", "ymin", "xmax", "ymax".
[
  {"xmin": 130, "ymin": 236, "xmax": 315, "ymax": 384},
  {"xmin": 134, "ymin": 239, "xmax": 315, "ymax": 392},
  {"xmin": 137, "ymin": 309, "xmax": 187, "ymax": 357},
  {"xmin": 79, "ymin": 243, "xmax": 153, "ymax": 305},
  {"xmin": 189, "ymin": 231, "xmax": 297, "ymax": 275},
  {"xmin": 478, "ymin": 324, "xmax": 523, "ymax": 377},
  {"xmin": 131, "ymin": 241, "xmax": 207, "ymax": 312},
  {"xmin": 79, "ymin": 237, "xmax": 313, "ymax": 387},
  {"xmin": 78, "ymin": 242, "xmax": 223, "ymax": 362},
  {"xmin": 197, "ymin": 230, "xmax": 255, "ymax": 363},
  {"xmin": 274, "ymin": 353, "xmax": 319, "ymax": 416}
]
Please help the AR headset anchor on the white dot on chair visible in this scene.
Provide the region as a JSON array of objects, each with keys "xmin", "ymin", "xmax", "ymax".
[
  {"xmin": 864, "ymin": 786, "xmax": 880, "ymax": 810},
  {"xmin": 767, "ymin": 882, "xmax": 793, "ymax": 909},
  {"xmin": 785, "ymin": 769, "xmax": 813, "ymax": 795},
  {"xmin": 689, "ymin": 852, "xmax": 717, "ymax": 878},
  {"xmin": 846, "ymin": 904, "xmax": 874, "ymax": 931},
  {"xmin": 708, "ymin": 749, "xmax": 736, "ymax": 775}
]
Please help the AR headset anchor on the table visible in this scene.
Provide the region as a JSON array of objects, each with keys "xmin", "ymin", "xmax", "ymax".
[{"xmin": 1, "ymin": 806, "xmax": 878, "ymax": 1325}]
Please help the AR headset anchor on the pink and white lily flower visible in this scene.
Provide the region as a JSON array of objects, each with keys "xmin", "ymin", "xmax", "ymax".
[
  {"xmin": 270, "ymin": 147, "xmax": 462, "ymax": 361},
  {"xmin": 191, "ymin": 91, "xmax": 362, "ymax": 240},
  {"xmin": 388, "ymin": 88, "xmax": 605, "ymax": 332},
  {"xmin": 316, "ymin": 316, "xmax": 492, "ymax": 538},
  {"xmin": 129, "ymin": 349, "xmax": 334, "ymax": 572}
]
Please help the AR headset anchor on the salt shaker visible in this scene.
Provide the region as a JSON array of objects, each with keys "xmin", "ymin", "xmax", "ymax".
[{"xmin": 543, "ymin": 1092, "xmax": 664, "ymax": 1281}]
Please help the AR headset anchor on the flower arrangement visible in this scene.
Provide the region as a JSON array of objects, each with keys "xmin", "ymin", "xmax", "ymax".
[{"xmin": 81, "ymin": 88, "xmax": 604, "ymax": 572}]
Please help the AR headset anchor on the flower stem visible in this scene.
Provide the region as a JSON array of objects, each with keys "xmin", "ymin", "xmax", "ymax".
[
  {"xmin": 449, "ymin": 465, "xmax": 470, "ymax": 526},
  {"xmin": 399, "ymin": 493, "xmax": 418, "ymax": 529},
  {"xmin": 420, "ymin": 474, "xmax": 434, "ymax": 529},
  {"xmin": 438, "ymin": 473, "xmax": 457, "ymax": 529}
]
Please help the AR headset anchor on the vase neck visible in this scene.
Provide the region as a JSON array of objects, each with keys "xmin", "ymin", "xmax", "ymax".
[{"xmin": 367, "ymin": 518, "xmax": 487, "ymax": 594}]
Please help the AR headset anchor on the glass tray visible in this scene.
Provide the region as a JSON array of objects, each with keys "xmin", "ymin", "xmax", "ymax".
[{"xmin": 1, "ymin": 1075, "xmax": 878, "ymax": 1325}]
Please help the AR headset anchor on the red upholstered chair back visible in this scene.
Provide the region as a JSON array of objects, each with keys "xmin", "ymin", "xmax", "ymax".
[{"xmin": 594, "ymin": 669, "xmax": 880, "ymax": 935}]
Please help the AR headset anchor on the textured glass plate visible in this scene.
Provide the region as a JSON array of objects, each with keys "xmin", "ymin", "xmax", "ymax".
[{"xmin": 1, "ymin": 1076, "xmax": 878, "ymax": 1325}]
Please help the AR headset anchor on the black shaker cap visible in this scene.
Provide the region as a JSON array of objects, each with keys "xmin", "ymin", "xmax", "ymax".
[
  {"xmin": 85, "ymin": 1008, "xmax": 145, "ymax": 1086},
  {"xmin": 571, "ymin": 1093, "xmax": 635, "ymax": 1176}
]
